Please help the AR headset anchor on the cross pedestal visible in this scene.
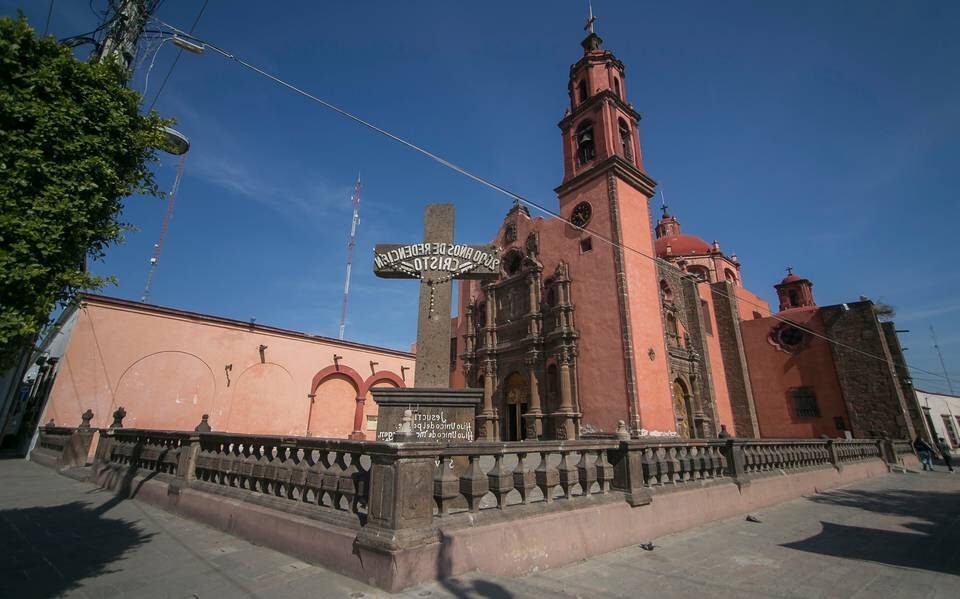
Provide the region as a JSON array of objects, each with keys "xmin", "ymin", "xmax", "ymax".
[{"xmin": 371, "ymin": 204, "xmax": 500, "ymax": 442}]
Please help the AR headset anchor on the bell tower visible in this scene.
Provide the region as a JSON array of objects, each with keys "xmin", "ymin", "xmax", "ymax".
[{"xmin": 554, "ymin": 10, "xmax": 674, "ymax": 434}]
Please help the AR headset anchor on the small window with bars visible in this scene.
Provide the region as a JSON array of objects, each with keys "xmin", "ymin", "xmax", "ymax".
[{"xmin": 791, "ymin": 386, "xmax": 820, "ymax": 418}]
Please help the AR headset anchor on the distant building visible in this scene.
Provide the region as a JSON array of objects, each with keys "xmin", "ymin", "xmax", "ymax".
[
  {"xmin": 915, "ymin": 389, "xmax": 960, "ymax": 455},
  {"xmin": 1, "ymin": 294, "xmax": 414, "ymax": 446}
]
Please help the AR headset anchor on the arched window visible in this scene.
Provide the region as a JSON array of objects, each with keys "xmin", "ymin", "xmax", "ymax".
[
  {"xmin": 688, "ymin": 266, "xmax": 709, "ymax": 282},
  {"xmin": 578, "ymin": 80, "xmax": 588, "ymax": 104},
  {"xmin": 724, "ymin": 268, "xmax": 738, "ymax": 286},
  {"xmin": 503, "ymin": 249, "xmax": 523, "ymax": 276},
  {"xmin": 660, "ymin": 279, "xmax": 673, "ymax": 304},
  {"xmin": 576, "ymin": 121, "xmax": 595, "ymax": 165},
  {"xmin": 789, "ymin": 290, "xmax": 800, "ymax": 307},
  {"xmin": 614, "ymin": 77, "xmax": 622, "ymax": 99},
  {"xmin": 618, "ymin": 119, "xmax": 633, "ymax": 161}
]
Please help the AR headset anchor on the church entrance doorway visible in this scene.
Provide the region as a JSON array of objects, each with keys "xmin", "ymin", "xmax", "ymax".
[
  {"xmin": 673, "ymin": 379, "xmax": 692, "ymax": 438},
  {"xmin": 504, "ymin": 372, "xmax": 528, "ymax": 441}
]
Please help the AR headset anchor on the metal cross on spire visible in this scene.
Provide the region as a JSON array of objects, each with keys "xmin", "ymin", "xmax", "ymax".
[
  {"xmin": 786, "ymin": 266, "xmax": 794, "ymax": 275},
  {"xmin": 585, "ymin": 2, "xmax": 597, "ymax": 33}
]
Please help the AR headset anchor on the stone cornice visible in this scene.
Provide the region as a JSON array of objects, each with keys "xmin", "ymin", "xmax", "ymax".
[{"xmin": 555, "ymin": 154, "xmax": 657, "ymax": 199}]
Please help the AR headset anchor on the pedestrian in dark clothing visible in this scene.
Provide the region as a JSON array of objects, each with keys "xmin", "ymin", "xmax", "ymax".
[
  {"xmin": 914, "ymin": 436, "xmax": 935, "ymax": 471},
  {"xmin": 935, "ymin": 437, "xmax": 955, "ymax": 472},
  {"xmin": 718, "ymin": 424, "xmax": 730, "ymax": 439}
]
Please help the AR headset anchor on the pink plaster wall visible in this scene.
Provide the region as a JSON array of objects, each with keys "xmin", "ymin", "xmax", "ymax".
[
  {"xmin": 741, "ymin": 308, "xmax": 850, "ymax": 438},
  {"xmin": 42, "ymin": 296, "xmax": 414, "ymax": 437}
]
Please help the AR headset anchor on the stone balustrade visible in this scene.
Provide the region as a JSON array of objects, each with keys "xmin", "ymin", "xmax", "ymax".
[
  {"xmin": 30, "ymin": 424, "xmax": 909, "ymax": 556},
  {"xmin": 37, "ymin": 426, "xmax": 74, "ymax": 455}
]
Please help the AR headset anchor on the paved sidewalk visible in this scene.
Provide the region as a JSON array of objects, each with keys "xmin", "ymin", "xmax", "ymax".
[{"xmin": 1, "ymin": 459, "xmax": 957, "ymax": 598}]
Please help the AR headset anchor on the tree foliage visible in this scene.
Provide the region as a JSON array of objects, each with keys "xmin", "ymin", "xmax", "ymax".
[{"xmin": 0, "ymin": 16, "xmax": 167, "ymax": 368}]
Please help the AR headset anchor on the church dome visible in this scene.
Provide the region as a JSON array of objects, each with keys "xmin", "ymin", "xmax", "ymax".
[
  {"xmin": 654, "ymin": 233, "xmax": 712, "ymax": 258},
  {"xmin": 780, "ymin": 273, "xmax": 803, "ymax": 284}
]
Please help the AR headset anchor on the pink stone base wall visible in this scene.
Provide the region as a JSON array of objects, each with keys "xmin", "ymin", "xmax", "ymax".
[{"xmin": 81, "ymin": 458, "xmax": 896, "ymax": 591}]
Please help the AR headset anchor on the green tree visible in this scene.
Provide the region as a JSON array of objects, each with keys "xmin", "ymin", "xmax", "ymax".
[{"xmin": 0, "ymin": 16, "xmax": 166, "ymax": 368}]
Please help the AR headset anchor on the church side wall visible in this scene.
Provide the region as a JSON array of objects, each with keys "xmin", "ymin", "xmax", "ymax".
[
  {"xmin": 40, "ymin": 298, "xmax": 414, "ymax": 437},
  {"xmin": 820, "ymin": 302, "xmax": 915, "ymax": 440},
  {"xmin": 711, "ymin": 282, "xmax": 760, "ymax": 437},
  {"xmin": 741, "ymin": 309, "xmax": 850, "ymax": 438}
]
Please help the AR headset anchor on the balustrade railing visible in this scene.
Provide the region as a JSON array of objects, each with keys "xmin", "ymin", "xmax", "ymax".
[
  {"xmin": 740, "ymin": 440, "xmax": 832, "ymax": 474},
  {"xmin": 892, "ymin": 439, "xmax": 914, "ymax": 456},
  {"xmin": 194, "ymin": 434, "xmax": 372, "ymax": 520},
  {"xmin": 104, "ymin": 429, "xmax": 188, "ymax": 475},
  {"xmin": 83, "ymin": 427, "xmax": 901, "ymax": 544},
  {"xmin": 37, "ymin": 426, "xmax": 74, "ymax": 455},
  {"xmin": 834, "ymin": 439, "xmax": 881, "ymax": 463},
  {"xmin": 430, "ymin": 441, "xmax": 619, "ymax": 516}
]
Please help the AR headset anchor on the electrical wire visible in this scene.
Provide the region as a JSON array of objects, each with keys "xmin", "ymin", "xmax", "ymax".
[
  {"xmin": 145, "ymin": 0, "xmax": 209, "ymax": 112},
  {"xmin": 148, "ymin": 16, "xmax": 960, "ymax": 389},
  {"xmin": 141, "ymin": 37, "xmax": 169, "ymax": 100},
  {"xmin": 43, "ymin": 0, "xmax": 55, "ymax": 37}
]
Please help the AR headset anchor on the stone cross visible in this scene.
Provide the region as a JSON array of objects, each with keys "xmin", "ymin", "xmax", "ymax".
[{"xmin": 374, "ymin": 204, "xmax": 500, "ymax": 387}]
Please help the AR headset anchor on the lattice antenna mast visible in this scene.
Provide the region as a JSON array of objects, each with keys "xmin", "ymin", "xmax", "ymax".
[
  {"xmin": 930, "ymin": 325, "xmax": 955, "ymax": 394},
  {"xmin": 338, "ymin": 174, "xmax": 362, "ymax": 340},
  {"xmin": 142, "ymin": 153, "xmax": 188, "ymax": 302}
]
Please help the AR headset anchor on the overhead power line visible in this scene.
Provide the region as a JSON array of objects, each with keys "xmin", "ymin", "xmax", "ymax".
[
  {"xmin": 148, "ymin": 16, "xmax": 960, "ymax": 389},
  {"xmin": 146, "ymin": 0, "xmax": 209, "ymax": 112}
]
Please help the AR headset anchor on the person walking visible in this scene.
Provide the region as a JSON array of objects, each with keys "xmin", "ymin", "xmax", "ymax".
[
  {"xmin": 935, "ymin": 437, "xmax": 955, "ymax": 472},
  {"xmin": 914, "ymin": 436, "xmax": 935, "ymax": 471}
]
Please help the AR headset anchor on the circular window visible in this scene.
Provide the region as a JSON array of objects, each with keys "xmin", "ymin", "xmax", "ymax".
[
  {"xmin": 772, "ymin": 323, "xmax": 805, "ymax": 352},
  {"xmin": 571, "ymin": 202, "xmax": 592, "ymax": 228}
]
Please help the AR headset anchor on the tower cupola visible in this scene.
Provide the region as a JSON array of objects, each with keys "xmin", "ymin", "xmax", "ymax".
[
  {"xmin": 775, "ymin": 267, "xmax": 816, "ymax": 311},
  {"xmin": 558, "ymin": 7, "xmax": 644, "ymax": 183}
]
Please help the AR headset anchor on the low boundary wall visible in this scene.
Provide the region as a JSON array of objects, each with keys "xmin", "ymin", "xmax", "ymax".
[{"xmin": 31, "ymin": 427, "xmax": 920, "ymax": 591}]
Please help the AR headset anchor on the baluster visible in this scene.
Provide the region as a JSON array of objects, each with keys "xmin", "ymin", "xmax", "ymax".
[
  {"xmin": 690, "ymin": 446, "xmax": 703, "ymax": 480},
  {"xmin": 534, "ymin": 451, "xmax": 559, "ymax": 503},
  {"xmin": 434, "ymin": 455, "xmax": 459, "ymax": 515},
  {"xmin": 678, "ymin": 446, "xmax": 692, "ymax": 482},
  {"xmin": 320, "ymin": 451, "xmax": 339, "ymax": 507},
  {"xmin": 513, "ymin": 452, "xmax": 536, "ymax": 504},
  {"xmin": 667, "ymin": 447, "xmax": 681, "ymax": 484},
  {"xmin": 577, "ymin": 451, "xmax": 597, "ymax": 496},
  {"xmin": 305, "ymin": 450, "xmax": 324, "ymax": 505},
  {"xmin": 460, "ymin": 455, "xmax": 488, "ymax": 512},
  {"xmin": 557, "ymin": 451, "xmax": 579, "ymax": 499},
  {"xmin": 487, "ymin": 453, "xmax": 514, "ymax": 508},
  {"xmin": 290, "ymin": 448, "xmax": 309, "ymax": 502},
  {"xmin": 338, "ymin": 452, "xmax": 361, "ymax": 512},
  {"xmin": 654, "ymin": 447, "xmax": 669, "ymax": 485},
  {"xmin": 595, "ymin": 449, "xmax": 613, "ymax": 494}
]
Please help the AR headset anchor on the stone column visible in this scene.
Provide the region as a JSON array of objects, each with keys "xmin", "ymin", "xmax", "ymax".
[
  {"xmin": 349, "ymin": 396, "xmax": 366, "ymax": 440},
  {"xmin": 555, "ymin": 349, "xmax": 577, "ymax": 440},
  {"xmin": 476, "ymin": 359, "xmax": 498, "ymax": 440},
  {"xmin": 524, "ymin": 355, "xmax": 544, "ymax": 440}
]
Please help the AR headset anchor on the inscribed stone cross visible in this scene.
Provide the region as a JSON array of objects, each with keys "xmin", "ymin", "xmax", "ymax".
[{"xmin": 373, "ymin": 204, "xmax": 500, "ymax": 387}]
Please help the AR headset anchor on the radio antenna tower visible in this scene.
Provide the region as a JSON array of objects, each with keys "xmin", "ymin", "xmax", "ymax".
[
  {"xmin": 338, "ymin": 174, "xmax": 362, "ymax": 340},
  {"xmin": 930, "ymin": 325, "xmax": 955, "ymax": 394},
  {"xmin": 142, "ymin": 153, "xmax": 188, "ymax": 303}
]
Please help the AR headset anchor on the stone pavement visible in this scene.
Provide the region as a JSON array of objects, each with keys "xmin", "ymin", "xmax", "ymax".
[{"xmin": 1, "ymin": 459, "xmax": 957, "ymax": 599}]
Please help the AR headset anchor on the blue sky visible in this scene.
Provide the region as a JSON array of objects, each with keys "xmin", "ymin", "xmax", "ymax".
[{"xmin": 6, "ymin": 1, "xmax": 960, "ymax": 393}]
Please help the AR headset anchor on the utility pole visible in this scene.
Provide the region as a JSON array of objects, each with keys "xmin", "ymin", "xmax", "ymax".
[
  {"xmin": 930, "ymin": 326, "xmax": 955, "ymax": 394},
  {"xmin": 94, "ymin": 0, "xmax": 154, "ymax": 74}
]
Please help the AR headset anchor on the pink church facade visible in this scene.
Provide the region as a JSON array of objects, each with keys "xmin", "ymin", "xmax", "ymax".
[{"xmin": 37, "ymin": 295, "xmax": 414, "ymax": 438}]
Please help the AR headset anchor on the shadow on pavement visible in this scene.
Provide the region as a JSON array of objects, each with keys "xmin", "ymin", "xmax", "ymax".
[
  {"xmin": 0, "ymin": 500, "xmax": 154, "ymax": 597},
  {"xmin": 783, "ymin": 483, "xmax": 960, "ymax": 576},
  {"xmin": 437, "ymin": 531, "xmax": 514, "ymax": 598}
]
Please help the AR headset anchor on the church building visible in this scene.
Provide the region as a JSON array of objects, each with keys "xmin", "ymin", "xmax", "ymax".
[{"xmin": 451, "ymin": 21, "xmax": 921, "ymax": 442}]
